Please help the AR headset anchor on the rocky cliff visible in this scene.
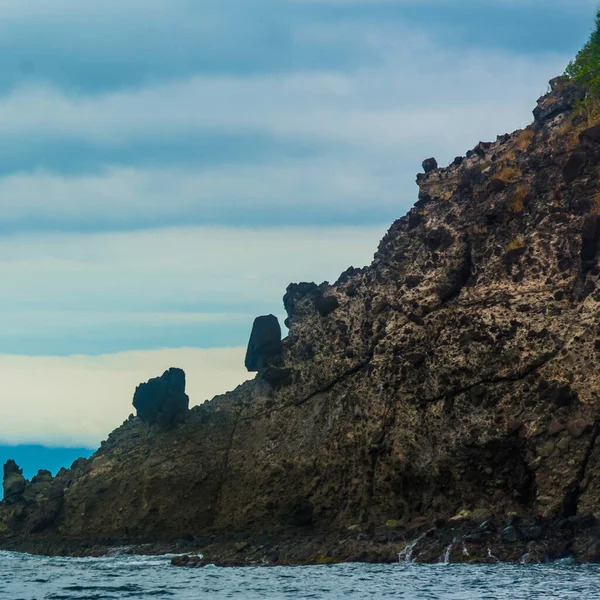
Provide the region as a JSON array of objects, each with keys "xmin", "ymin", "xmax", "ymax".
[{"xmin": 4, "ymin": 76, "xmax": 600, "ymax": 564}]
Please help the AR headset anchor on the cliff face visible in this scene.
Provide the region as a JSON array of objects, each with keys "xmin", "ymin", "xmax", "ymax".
[{"xmin": 4, "ymin": 76, "xmax": 600, "ymax": 563}]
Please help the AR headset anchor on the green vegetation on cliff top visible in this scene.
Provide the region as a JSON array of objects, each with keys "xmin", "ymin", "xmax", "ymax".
[{"xmin": 565, "ymin": 9, "xmax": 600, "ymax": 99}]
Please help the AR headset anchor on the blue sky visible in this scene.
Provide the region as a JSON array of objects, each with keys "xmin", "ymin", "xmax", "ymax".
[{"xmin": 0, "ymin": 0, "xmax": 596, "ymax": 467}]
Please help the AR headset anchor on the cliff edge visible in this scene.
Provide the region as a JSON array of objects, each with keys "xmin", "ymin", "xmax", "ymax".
[{"xmin": 4, "ymin": 75, "xmax": 600, "ymax": 564}]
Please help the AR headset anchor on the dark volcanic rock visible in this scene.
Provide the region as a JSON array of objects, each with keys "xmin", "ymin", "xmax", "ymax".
[
  {"xmin": 2, "ymin": 460, "xmax": 26, "ymax": 505},
  {"xmin": 315, "ymin": 295, "xmax": 340, "ymax": 317},
  {"xmin": 245, "ymin": 315, "xmax": 283, "ymax": 371},
  {"xmin": 422, "ymin": 157, "xmax": 438, "ymax": 173},
  {"xmin": 132, "ymin": 368, "xmax": 189, "ymax": 428},
  {"xmin": 283, "ymin": 282, "xmax": 319, "ymax": 320}
]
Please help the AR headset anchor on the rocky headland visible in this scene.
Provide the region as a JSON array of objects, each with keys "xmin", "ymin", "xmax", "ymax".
[{"xmin": 5, "ymin": 75, "xmax": 600, "ymax": 565}]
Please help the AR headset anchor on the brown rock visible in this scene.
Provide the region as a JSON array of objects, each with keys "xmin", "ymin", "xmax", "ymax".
[
  {"xmin": 567, "ymin": 419, "xmax": 591, "ymax": 439},
  {"xmin": 548, "ymin": 420, "xmax": 565, "ymax": 436}
]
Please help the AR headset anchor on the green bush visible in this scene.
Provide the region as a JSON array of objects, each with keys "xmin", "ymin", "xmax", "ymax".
[{"xmin": 565, "ymin": 9, "xmax": 600, "ymax": 96}]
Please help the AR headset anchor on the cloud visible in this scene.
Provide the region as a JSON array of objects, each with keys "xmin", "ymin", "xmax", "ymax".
[
  {"xmin": 0, "ymin": 57, "xmax": 556, "ymax": 147},
  {"xmin": 0, "ymin": 47, "xmax": 567, "ymax": 231},
  {"xmin": 0, "ymin": 346, "xmax": 250, "ymax": 447},
  {"xmin": 0, "ymin": 1, "xmax": 581, "ymax": 235},
  {"xmin": 0, "ymin": 224, "xmax": 386, "ymax": 354},
  {"xmin": 0, "ymin": 160, "xmax": 405, "ymax": 230}
]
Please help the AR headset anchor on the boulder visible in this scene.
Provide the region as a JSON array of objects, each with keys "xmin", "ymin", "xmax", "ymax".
[
  {"xmin": 3, "ymin": 460, "xmax": 26, "ymax": 505},
  {"xmin": 133, "ymin": 368, "xmax": 189, "ymax": 428},
  {"xmin": 283, "ymin": 282, "xmax": 319, "ymax": 321},
  {"xmin": 422, "ymin": 157, "xmax": 438, "ymax": 173},
  {"xmin": 245, "ymin": 315, "xmax": 283, "ymax": 372}
]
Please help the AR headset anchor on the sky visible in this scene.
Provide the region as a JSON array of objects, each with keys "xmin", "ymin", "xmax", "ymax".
[{"xmin": 0, "ymin": 0, "xmax": 597, "ymax": 478}]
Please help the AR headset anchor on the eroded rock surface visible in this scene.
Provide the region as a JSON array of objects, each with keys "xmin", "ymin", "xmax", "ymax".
[{"xmin": 7, "ymin": 77, "xmax": 600, "ymax": 563}]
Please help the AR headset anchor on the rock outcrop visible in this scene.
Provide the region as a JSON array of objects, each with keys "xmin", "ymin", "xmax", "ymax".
[
  {"xmin": 133, "ymin": 368, "xmax": 189, "ymax": 428},
  {"xmin": 244, "ymin": 315, "xmax": 283, "ymax": 371},
  {"xmin": 7, "ymin": 75, "xmax": 600, "ymax": 564},
  {"xmin": 2, "ymin": 461, "xmax": 25, "ymax": 505}
]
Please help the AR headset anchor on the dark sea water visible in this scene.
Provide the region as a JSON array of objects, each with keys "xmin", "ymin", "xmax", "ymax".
[{"xmin": 1, "ymin": 550, "xmax": 598, "ymax": 599}]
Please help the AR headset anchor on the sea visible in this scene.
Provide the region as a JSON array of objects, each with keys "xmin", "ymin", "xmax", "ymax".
[{"xmin": 1, "ymin": 550, "xmax": 598, "ymax": 599}]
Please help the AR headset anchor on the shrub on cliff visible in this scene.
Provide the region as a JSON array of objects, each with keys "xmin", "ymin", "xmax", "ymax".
[{"xmin": 565, "ymin": 9, "xmax": 600, "ymax": 97}]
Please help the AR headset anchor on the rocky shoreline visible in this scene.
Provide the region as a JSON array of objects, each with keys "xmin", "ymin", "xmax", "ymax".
[{"xmin": 2, "ymin": 513, "xmax": 600, "ymax": 566}]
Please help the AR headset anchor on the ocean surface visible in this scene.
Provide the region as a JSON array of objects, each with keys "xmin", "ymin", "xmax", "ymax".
[{"xmin": 1, "ymin": 550, "xmax": 598, "ymax": 599}]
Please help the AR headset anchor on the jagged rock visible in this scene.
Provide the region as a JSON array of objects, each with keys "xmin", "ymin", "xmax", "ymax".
[
  {"xmin": 533, "ymin": 76, "xmax": 581, "ymax": 123},
  {"xmin": 3, "ymin": 461, "xmax": 26, "ymax": 505},
  {"xmin": 23, "ymin": 470, "xmax": 53, "ymax": 504},
  {"xmin": 245, "ymin": 315, "xmax": 283, "ymax": 372},
  {"xmin": 283, "ymin": 282, "xmax": 319, "ymax": 319},
  {"xmin": 422, "ymin": 157, "xmax": 438, "ymax": 173},
  {"xmin": 133, "ymin": 368, "xmax": 189, "ymax": 428}
]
